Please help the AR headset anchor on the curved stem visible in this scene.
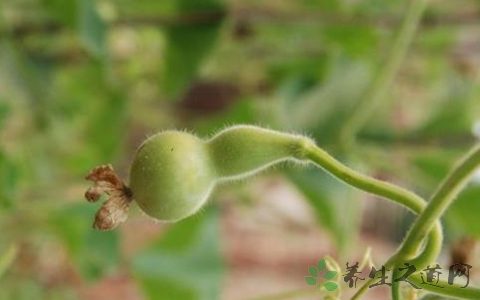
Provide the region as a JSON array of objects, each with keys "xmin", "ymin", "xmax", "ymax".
[
  {"xmin": 297, "ymin": 141, "xmax": 480, "ymax": 300},
  {"xmin": 340, "ymin": 0, "xmax": 429, "ymax": 149},
  {"xmin": 300, "ymin": 142, "xmax": 444, "ymax": 300},
  {"xmin": 399, "ymin": 144, "xmax": 480, "ymax": 257},
  {"xmin": 403, "ymin": 220, "xmax": 442, "ymax": 271},
  {"xmin": 303, "ymin": 143, "xmax": 426, "ymax": 212}
]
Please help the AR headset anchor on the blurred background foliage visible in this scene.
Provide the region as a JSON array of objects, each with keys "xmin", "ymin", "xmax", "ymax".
[{"xmin": 0, "ymin": 0, "xmax": 479, "ymax": 299}]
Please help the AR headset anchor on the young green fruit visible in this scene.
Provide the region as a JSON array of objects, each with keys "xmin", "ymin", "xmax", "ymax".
[
  {"xmin": 85, "ymin": 125, "xmax": 314, "ymax": 230},
  {"xmin": 129, "ymin": 131, "xmax": 216, "ymax": 222}
]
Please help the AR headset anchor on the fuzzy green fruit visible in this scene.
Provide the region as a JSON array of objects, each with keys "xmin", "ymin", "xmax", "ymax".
[
  {"xmin": 129, "ymin": 125, "xmax": 312, "ymax": 222},
  {"xmin": 129, "ymin": 131, "xmax": 216, "ymax": 222}
]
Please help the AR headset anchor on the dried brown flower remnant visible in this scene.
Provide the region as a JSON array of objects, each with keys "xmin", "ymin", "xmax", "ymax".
[{"xmin": 85, "ymin": 164, "xmax": 133, "ymax": 230}]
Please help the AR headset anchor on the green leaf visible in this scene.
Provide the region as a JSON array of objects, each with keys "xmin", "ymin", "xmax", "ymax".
[
  {"xmin": 411, "ymin": 150, "xmax": 460, "ymax": 192},
  {"xmin": 308, "ymin": 266, "xmax": 318, "ymax": 277},
  {"xmin": 50, "ymin": 203, "xmax": 120, "ymax": 280},
  {"xmin": 162, "ymin": 0, "xmax": 225, "ymax": 99},
  {"xmin": 44, "ymin": 0, "xmax": 77, "ymax": 28},
  {"xmin": 133, "ymin": 207, "xmax": 224, "ymax": 300},
  {"xmin": 175, "ymin": 0, "xmax": 223, "ymax": 13},
  {"xmin": 163, "ymin": 22, "xmax": 223, "ymax": 99},
  {"xmin": 413, "ymin": 87, "xmax": 476, "ymax": 140},
  {"xmin": 304, "ymin": 276, "xmax": 317, "ymax": 286},
  {"xmin": 413, "ymin": 152, "xmax": 455, "ymax": 183},
  {"xmin": 445, "ymin": 185, "xmax": 480, "ymax": 239},
  {"xmin": 78, "ymin": 0, "xmax": 107, "ymax": 57},
  {"xmin": 324, "ymin": 25, "xmax": 378, "ymax": 57},
  {"xmin": 0, "ymin": 151, "xmax": 18, "ymax": 209},
  {"xmin": 288, "ymin": 169, "xmax": 345, "ymax": 249},
  {"xmin": 323, "ymin": 282, "xmax": 338, "ymax": 291},
  {"xmin": 323, "ymin": 270, "xmax": 337, "ymax": 280},
  {"xmin": 0, "ymin": 98, "xmax": 10, "ymax": 129},
  {"xmin": 303, "ymin": 0, "xmax": 340, "ymax": 11},
  {"xmin": 194, "ymin": 99, "xmax": 257, "ymax": 136},
  {"xmin": 317, "ymin": 259, "xmax": 327, "ymax": 272}
]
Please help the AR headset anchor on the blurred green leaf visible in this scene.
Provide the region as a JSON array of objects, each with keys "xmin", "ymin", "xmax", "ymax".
[
  {"xmin": 415, "ymin": 99, "xmax": 472, "ymax": 139},
  {"xmin": 269, "ymin": 57, "xmax": 328, "ymax": 91},
  {"xmin": 445, "ymin": 185, "xmax": 480, "ymax": 239},
  {"xmin": 78, "ymin": 0, "xmax": 107, "ymax": 57},
  {"xmin": 0, "ymin": 40, "xmax": 50, "ymax": 129},
  {"xmin": 0, "ymin": 100, "xmax": 10, "ymax": 129},
  {"xmin": 324, "ymin": 25, "xmax": 378, "ymax": 57},
  {"xmin": 0, "ymin": 151, "xmax": 18, "ymax": 209},
  {"xmin": 175, "ymin": 0, "xmax": 223, "ymax": 13},
  {"xmin": 164, "ymin": 23, "xmax": 223, "ymax": 99},
  {"xmin": 50, "ymin": 202, "xmax": 120, "ymax": 280},
  {"xmin": 283, "ymin": 58, "xmax": 372, "ymax": 145},
  {"xmin": 163, "ymin": 0, "xmax": 225, "ymax": 99},
  {"xmin": 194, "ymin": 99, "xmax": 257, "ymax": 135},
  {"xmin": 133, "ymin": 207, "xmax": 224, "ymax": 300},
  {"xmin": 85, "ymin": 90, "xmax": 128, "ymax": 162},
  {"xmin": 288, "ymin": 169, "xmax": 345, "ymax": 249},
  {"xmin": 303, "ymin": 0, "xmax": 340, "ymax": 11},
  {"xmin": 49, "ymin": 63, "xmax": 127, "ymax": 165},
  {"xmin": 44, "ymin": 0, "xmax": 77, "ymax": 28},
  {"xmin": 412, "ymin": 150, "xmax": 458, "ymax": 190}
]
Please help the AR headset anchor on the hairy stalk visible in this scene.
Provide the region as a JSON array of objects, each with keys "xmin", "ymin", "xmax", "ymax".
[
  {"xmin": 340, "ymin": 0, "xmax": 429, "ymax": 149},
  {"xmin": 399, "ymin": 144, "xmax": 480, "ymax": 258},
  {"xmin": 302, "ymin": 143, "xmax": 425, "ymax": 211}
]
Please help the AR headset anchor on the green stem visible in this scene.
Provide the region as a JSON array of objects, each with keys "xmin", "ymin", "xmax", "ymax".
[
  {"xmin": 391, "ymin": 267, "xmax": 401, "ymax": 300},
  {"xmin": 352, "ymin": 144, "xmax": 480, "ymax": 299},
  {"xmin": 403, "ymin": 220, "xmax": 442, "ymax": 271},
  {"xmin": 303, "ymin": 143, "xmax": 425, "ymax": 211},
  {"xmin": 296, "ymin": 141, "xmax": 480, "ymax": 300},
  {"xmin": 398, "ymin": 144, "xmax": 480, "ymax": 257},
  {"xmin": 301, "ymin": 142, "xmax": 444, "ymax": 299},
  {"xmin": 340, "ymin": 0, "xmax": 429, "ymax": 149}
]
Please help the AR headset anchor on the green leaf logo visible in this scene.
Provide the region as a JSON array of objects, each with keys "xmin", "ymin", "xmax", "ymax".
[
  {"xmin": 323, "ymin": 270, "xmax": 337, "ymax": 280},
  {"xmin": 308, "ymin": 266, "xmax": 318, "ymax": 277},
  {"xmin": 317, "ymin": 259, "xmax": 326, "ymax": 272},
  {"xmin": 305, "ymin": 276, "xmax": 317, "ymax": 286},
  {"xmin": 305, "ymin": 258, "xmax": 338, "ymax": 292},
  {"xmin": 324, "ymin": 282, "xmax": 339, "ymax": 291}
]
